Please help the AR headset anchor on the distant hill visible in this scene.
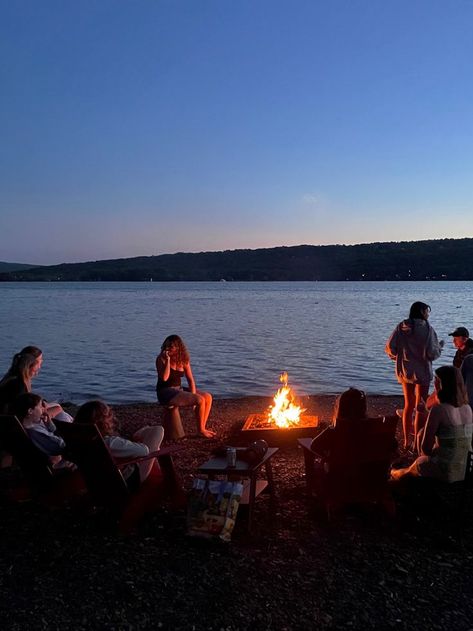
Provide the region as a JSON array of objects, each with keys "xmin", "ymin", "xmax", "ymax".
[
  {"xmin": 1, "ymin": 239, "xmax": 473, "ymax": 281},
  {"xmin": 0, "ymin": 261, "xmax": 39, "ymax": 273}
]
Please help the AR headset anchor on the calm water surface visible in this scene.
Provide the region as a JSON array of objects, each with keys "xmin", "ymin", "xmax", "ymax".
[{"xmin": 0, "ymin": 281, "xmax": 471, "ymax": 404}]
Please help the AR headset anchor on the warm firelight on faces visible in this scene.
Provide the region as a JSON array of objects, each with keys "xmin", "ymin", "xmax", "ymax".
[{"xmin": 267, "ymin": 372, "xmax": 305, "ymax": 428}]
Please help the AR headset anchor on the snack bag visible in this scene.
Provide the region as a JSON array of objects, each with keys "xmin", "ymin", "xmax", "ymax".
[{"xmin": 187, "ymin": 478, "xmax": 243, "ymax": 541}]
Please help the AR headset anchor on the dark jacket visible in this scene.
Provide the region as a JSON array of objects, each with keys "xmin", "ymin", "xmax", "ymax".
[{"xmin": 453, "ymin": 338, "xmax": 473, "ymax": 368}]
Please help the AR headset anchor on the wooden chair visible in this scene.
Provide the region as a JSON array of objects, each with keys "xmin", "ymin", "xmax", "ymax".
[
  {"xmin": 0, "ymin": 414, "xmax": 84, "ymax": 505},
  {"xmin": 55, "ymin": 421, "xmax": 184, "ymax": 532},
  {"xmin": 298, "ymin": 415, "xmax": 398, "ymax": 519}
]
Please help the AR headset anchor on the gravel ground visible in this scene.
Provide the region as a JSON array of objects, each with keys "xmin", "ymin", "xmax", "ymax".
[{"xmin": 1, "ymin": 395, "xmax": 472, "ymax": 630}]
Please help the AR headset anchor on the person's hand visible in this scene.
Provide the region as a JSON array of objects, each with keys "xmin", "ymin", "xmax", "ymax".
[{"xmin": 40, "ymin": 411, "xmax": 51, "ymax": 425}]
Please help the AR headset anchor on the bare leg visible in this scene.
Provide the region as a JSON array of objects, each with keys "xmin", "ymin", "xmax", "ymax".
[
  {"xmin": 401, "ymin": 382, "xmax": 416, "ymax": 450},
  {"xmin": 415, "ymin": 426, "xmax": 425, "ymax": 456},
  {"xmin": 413, "ymin": 383, "xmax": 429, "ymax": 450},
  {"xmin": 133, "ymin": 425, "xmax": 165, "ymax": 482},
  {"xmin": 166, "ymin": 391, "xmax": 215, "ymax": 438},
  {"xmin": 197, "ymin": 390, "xmax": 212, "ymax": 425}
]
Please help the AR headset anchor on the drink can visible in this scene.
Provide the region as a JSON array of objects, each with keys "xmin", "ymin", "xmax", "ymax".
[{"xmin": 226, "ymin": 447, "xmax": 237, "ymax": 468}]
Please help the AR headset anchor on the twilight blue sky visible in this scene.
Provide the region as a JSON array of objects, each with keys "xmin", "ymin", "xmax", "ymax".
[{"xmin": 1, "ymin": 0, "xmax": 473, "ymax": 264}]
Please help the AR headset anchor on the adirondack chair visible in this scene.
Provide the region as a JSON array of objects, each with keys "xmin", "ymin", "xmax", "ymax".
[
  {"xmin": 298, "ymin": 415, "xmax": 398, "ymax": 519},
  {"xmin": 55, "ymin": 420, "xmax": 184, "ymax": 532},
  {"xmin": 0, "ymin": 414, "xmax": 84, "ymax": 504}
]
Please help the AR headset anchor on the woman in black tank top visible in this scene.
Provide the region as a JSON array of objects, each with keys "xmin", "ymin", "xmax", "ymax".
[{"xmin": 156, "ymin": 335, "xmax": 215, "ymax": 438}]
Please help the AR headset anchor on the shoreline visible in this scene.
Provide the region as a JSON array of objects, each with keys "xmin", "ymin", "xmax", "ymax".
[
  {"xmin": 64, "ymin": 392, "xmax": 404, "ymax": 408},
  {"xmin": 105, "ymin": 393, "xmax": 405, "ymax": 441}
]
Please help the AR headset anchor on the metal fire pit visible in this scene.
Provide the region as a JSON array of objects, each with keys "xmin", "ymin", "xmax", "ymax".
[{"xmin": 241, "ymin": 413, "xmax": 320, "ymax": 447}]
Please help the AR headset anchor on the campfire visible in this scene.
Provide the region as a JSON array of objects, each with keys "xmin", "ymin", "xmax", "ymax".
[{"xmin": 241, "ymin": 372, "xmax": 319, "ymax": 445}]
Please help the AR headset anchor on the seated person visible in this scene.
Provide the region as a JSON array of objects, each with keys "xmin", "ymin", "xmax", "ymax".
[
  {"xmin": 0, "ymin": 347, "xmax": 72, "ymax": 421},
  {"xmin": 74, "ymin": 400, "xmax": 165, "ymax": 485},
  {"xmin": 310, "ymin": 387, "xmax": 368, "ymax": 463},
  {"xmin": 391, "ymin": 366, "xmax": 472, "ymax": 483},
  {"xmin": 155, "ymin": 334, "xmax": 215, "ymax": 438},
  {"xmin": 12, "ymin": 392, "xmax": 72, "ymax": 469},
  {"xmin": 308, "ymin": 388, "xmax": 397, "ymax": 507}
]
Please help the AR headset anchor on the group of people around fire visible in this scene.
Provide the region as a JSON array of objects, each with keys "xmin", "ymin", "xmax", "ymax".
[{"xmin": 1, "ymin": 302, "xmax": 473, "ymax": 495}]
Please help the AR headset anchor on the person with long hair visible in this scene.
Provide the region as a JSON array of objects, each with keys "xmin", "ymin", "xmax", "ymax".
[
  {"xmin": 156, "ymin": 335, "xmax": 214, "ymax": 438},
  {"xmin": 385, "ymin": 301, "xmax": 444, "ymax": 450},
  {"xmin": 310, "ymin": 387, "xmax": 368, "ymax": 456},
  {"xmin": 0, "ymin": 346, "xmax": 71, "ymax": 420},
  {"xmin": 391, "ymin": 366, "xmax": 472, "ymax": 482},
  {"xmin": 74, "ymin": 400, "xmax": 165, "ymax": 485}
]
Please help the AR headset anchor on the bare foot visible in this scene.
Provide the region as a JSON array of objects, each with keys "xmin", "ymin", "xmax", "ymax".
[{"xmin": 199, "ymin": 429, "xmax": 216, "ymax": 438}]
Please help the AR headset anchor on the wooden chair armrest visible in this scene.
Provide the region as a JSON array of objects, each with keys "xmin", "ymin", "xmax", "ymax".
[
  {"xmin": 299, "ymin": 443, "xmax": 324, "ymax": 459},
  {"xmin": 114, "ymin": 445, "xmax": 184, "ymax": 468}
]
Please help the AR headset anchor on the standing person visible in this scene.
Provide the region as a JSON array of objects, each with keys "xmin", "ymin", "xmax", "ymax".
[
  {"xmin": 448, "ymin": 326, "xmax": 473, "ymax": 368},
  {"xmin": 156, "ymin": 335, "xmax": 215, "ymax": 438},
  {"xmin": 385, "ymin": 302, "xmax": 444, "ymax": 450},
  {"xmin": 391, "ymin": 366, "xmax": 472, "ymax": 482}
]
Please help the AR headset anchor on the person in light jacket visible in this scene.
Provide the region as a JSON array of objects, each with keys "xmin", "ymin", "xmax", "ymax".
[{"xmin": 385, "ymin": 301, "xmax": 444, "ymax": 450}]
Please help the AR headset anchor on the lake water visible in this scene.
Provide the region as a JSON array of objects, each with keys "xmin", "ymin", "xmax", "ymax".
[{"xmin": 0, "ymin": 281, "xmax": 471, "ymax": 404}]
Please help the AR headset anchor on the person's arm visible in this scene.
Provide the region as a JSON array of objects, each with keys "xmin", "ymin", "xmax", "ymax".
[
  {"xmin": 183, "ymin": 362, "xmax": 196, "ymax": 394},
  {"xmin": 425, "ymin": 391, "xmax": 439, "ymax": 410},
  {"xmin": 426, "ymin": 326, "xmax": 443, "ymax": 361},
  {"xmin": 27, "ymin": 426, "xmax": 65, "ymax": 456},
  {"xmin": 385, "ymin": 327, "xmax": 399, "ymax": 360},
  {"xmin": 420, "ymin": 406, "xmax": 442, "ymax": 456},
  {"xmin": 43, "ymin": 402, "xmax": 63, "ymax": 418},
  {"xmin": 156, "ymin": 352, "xmax": 171, "ymax": 382}
]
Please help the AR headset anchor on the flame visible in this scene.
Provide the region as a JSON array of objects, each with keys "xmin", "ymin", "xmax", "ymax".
[{"xmin": 267, "ymin": 372, "xmax": 305, "ymax": 428}]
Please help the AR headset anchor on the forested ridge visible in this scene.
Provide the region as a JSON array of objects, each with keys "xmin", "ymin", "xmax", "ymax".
[{"xmin": 2, "ymin": 238, "xmax": 473, "ymax": 281}]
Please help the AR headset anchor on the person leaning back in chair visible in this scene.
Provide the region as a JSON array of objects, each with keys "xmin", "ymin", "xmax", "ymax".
[
  {"xmin": 155, "ymin": 335, "xmax": 215, "ymax": 438},
  {"xmin": 74, "ymin": 400, "xmax": 165, "ymax": 487},
  {"xmin": 449, "ymin": 326, "xmax": 473, "ymax": 368}
]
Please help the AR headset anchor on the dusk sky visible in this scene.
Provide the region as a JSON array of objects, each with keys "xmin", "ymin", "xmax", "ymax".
[{"xmin": 1, "ymin": 1, "xmax": 473, "ymax": 265}]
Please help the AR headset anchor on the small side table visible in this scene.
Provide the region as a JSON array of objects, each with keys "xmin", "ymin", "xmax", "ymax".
[{"xmin": 198, "ymin": 447, "xmax": 278, "ymax": 532}]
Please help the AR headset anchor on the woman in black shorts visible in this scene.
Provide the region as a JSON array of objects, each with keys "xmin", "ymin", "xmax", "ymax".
[{"xmin": 156, "ymin": 335, "xmax": 215, "ymax": 438}]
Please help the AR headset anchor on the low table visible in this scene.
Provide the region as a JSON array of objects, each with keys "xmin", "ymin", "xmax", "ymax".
[{"xmin": 198, "ymin": 447, "xmax": 279, "ymax": 532}]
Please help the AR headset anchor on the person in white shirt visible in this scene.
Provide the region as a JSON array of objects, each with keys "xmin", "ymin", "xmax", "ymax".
[{"xmin": 74, "ymin": 400, "xmax": 164, "ymax": 483}]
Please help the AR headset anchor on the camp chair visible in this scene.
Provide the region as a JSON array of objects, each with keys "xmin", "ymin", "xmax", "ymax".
[
  {"xmin": 0, "ymin": 415, "xmax": 84, "ymax": 504},
  {"xmin": 298, "ymin": 415, "xmax": 398, "ymax": 519},
  {"xmin": 55, "ymin": 421, "xmax": 184, "ymax": 532}
]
